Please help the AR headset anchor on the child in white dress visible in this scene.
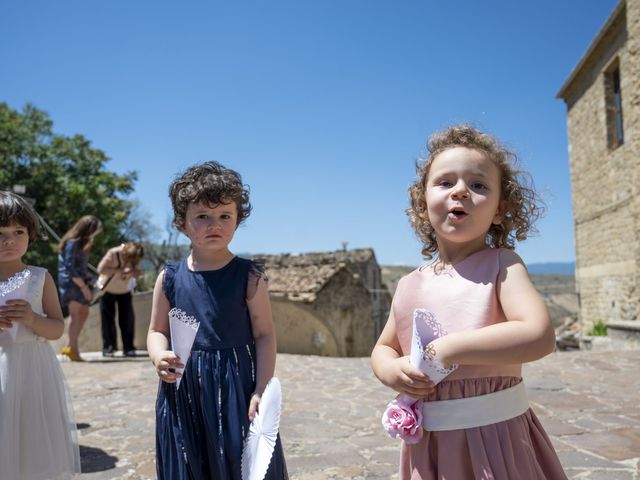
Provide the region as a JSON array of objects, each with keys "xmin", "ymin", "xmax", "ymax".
[{"xmin": 0, "ymin": 191, "xmax": 81, "ymax": 480}]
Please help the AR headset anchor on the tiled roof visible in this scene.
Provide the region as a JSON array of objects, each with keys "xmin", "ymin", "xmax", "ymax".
[{"xmin": 253, "ymin": 248, "xmax": 375, "ymax": 301}]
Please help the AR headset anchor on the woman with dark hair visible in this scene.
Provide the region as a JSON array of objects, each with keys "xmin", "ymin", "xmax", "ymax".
[{"xmin": 58, "ymin": 215, "xmax": 102, "ymax": 361}]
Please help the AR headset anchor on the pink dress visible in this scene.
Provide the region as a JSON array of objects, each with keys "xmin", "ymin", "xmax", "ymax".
[{"xmin": 393, "ymin": 248, "xmax": 566, "ymax": 480}]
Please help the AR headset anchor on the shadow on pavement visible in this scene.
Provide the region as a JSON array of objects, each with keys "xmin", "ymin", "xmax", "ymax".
[{"xmin": 80, "ymin": 445, "xmax": 119, "ymax": 473}]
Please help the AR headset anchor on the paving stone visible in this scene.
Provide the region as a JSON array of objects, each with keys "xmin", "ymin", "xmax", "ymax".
[
  {"xmin": 562, "ymin": 428, "xmax": 640, "ymax": 461},
  {"xmin": 59, "ymin": 350, "xmax": 639, "ymax": 479},
  {"xmin": 580, "ymin": 470, "xmax": 636, "ymax": 479},
  {"xmin": 558, "ymin": 450, "xmax": 628, "ymax": 469}
]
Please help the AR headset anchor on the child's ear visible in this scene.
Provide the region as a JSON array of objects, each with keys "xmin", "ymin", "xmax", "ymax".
[
  {"xmin": 492, "ymin": 201, "xmax": 507, "ymax": 225},
  {"xmin": 417, "ymin": 198, "xmax": 429, "ymax": 219},
  {"xmin": 175, "ymin": 222, "xmax": 187, "ymax": 235}
]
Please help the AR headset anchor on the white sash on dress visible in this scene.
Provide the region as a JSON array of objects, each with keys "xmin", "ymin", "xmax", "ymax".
[{"xmin": 422, "ymin": 382, "xmax": 530, "ymax": 431}]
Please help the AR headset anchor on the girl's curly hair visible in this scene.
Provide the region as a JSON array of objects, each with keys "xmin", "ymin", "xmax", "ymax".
[
  {"xmin": 407, "ymin": 124, "xmax": 543, "ymax": 259},
  {"xmin": 169, "ymin": 161, "xmax": 251, "ymax": 229}
]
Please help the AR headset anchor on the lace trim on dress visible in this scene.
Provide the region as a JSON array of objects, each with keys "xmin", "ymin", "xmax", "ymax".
[{"xmin": 0, "ymin": 268, "xmax": 31, "ymax": 297}]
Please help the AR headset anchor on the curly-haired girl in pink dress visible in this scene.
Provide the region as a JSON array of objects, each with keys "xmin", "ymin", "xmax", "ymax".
[{"xmin": 371, "ymin": 125, "xmax": 566, "ymax": 479}]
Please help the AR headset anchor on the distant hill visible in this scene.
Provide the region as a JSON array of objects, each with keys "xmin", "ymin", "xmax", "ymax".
[
  {"xmin": 381, "ymin": 264, "xmax": 577, "ymax": 331},
  {"xmin": 381, "ymin": 262, "xmax": 575, "ymax": 293},
  {"xmin": 380, "ymin": 265, "xmax": 415, "ymax": 294},
  {"xmin": 526, "ymin": 262, "xmax": 575, "ymax": 275}
]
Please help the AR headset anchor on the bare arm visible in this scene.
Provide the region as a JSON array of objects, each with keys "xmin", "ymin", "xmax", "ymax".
[
  {"xmin": 147, "ymin": 271, "xmax": 183, "ymax": 383},
  {"xmin": 246, "ymin": 276, "xmax": 277, "ymax": 420},
  {"xmin": 0, "ymin": 272, "xmax": 64, "ymax": 340},
  {"xmin": 371, "ymin": 307, "xmax": 434, "ymax": 398},
  {"xmin": 431, "ymin": 249, "xmax": 556, "ymax": 366}
]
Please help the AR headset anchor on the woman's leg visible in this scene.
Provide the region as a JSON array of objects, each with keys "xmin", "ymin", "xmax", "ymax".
[
  {"xmin": 67, "ymin": 300, "xmax": 89, "ymax": 354},
  {"xmin": 100, "ymin": 293, "xmax": 118, "ymax": 354},
  {"xmin": 117, "ymin": 292, "xmax": 136, "ymax": 354}
]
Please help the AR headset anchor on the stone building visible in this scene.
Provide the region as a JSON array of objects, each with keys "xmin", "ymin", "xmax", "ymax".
[
  {"xmin": 557, "ymin": 0, "xmax": 639, "ymax": 335},
  {"xmin": 256, "ymin": 248, "xmax": 390, "ymax": 357}
]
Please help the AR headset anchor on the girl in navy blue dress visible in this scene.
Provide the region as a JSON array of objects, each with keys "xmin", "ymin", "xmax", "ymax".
[{"xmin": 147, "ymin": 161, "xmax": 288, "ymax": 479}]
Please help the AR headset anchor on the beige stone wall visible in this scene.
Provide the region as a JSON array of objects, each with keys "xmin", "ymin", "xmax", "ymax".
[
  {"xmin": 51, "ymin": 291, "xmax": 153, "ymax": 353},
  {"xmin": 55, "ymin": 270, "xmax": 375, "ymax": 357},
  {"xmin": 627, "ymin": 0, "xmax": 640, "ymax": 333},
  {"xmin": 53, "ymin": 266, "xmax": 377, "ymax": 357},
  {"xmin": 270, "ymin": 268, "xmax": 374, "ymax": 357},
  {"xmin": 565, "ymin": 1, "xmax": 639, "ymax": 332},
  {"xmin": 271, "ymin": 298, "xmax": 339, "ymax": 356},
  {"xmin": 313, "ymin": 269, "xmax": 373, "ymax": 357},
  {"xmin": 348, "ymin": 255, "xmax": 389, "ymax": 340}
]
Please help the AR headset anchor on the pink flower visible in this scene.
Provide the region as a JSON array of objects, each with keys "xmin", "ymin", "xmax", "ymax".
[{"xmin": 381, "ymin": 395, "xmax": 424, "ymax": 444}]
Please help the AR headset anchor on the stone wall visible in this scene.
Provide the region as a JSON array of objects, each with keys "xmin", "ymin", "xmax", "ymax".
[
  {"xmin": 563, "ymin": 0, "xmax": 639, "ymax": 333},
  {"xmin": 346, "ymin": 254, "xmax": 388, "ymax": 340},
  {"xmin": 311, "ymin": 268, "xmax": 374, "ymax": 356},
  {"xmin": 269, "ymin": 268, "xmax": 374, "ymax": 357},
  {"xmin": 60, "ymin": 267, "xmax": 378, "ymax": 357},
  {"xmin": 271, "ymin": 298, "xmax": 339, "ymax": 356},
  {"xmin": 52, "ymin": 291, "xmax": 153, "ymax": 354}
]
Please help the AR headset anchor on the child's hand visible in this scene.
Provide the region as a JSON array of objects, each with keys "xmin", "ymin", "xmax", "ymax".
[
  {"xmin": 248, "ymin": 392, "xmax": 261, "ymax": 422},
  {"xmin": 0, "ymin": 300, "xmax": 36, "ymax": 329},
  {"xmin": 0, "ymin": 312, "xmax": 13, "ymax": 332},
  {"xmin": 388, "ymin": 356, "xmax": 435, "ymax": 399},
  {"xmin": 153, "ymin": 351, "xmax": 184, "ymax": 384}
]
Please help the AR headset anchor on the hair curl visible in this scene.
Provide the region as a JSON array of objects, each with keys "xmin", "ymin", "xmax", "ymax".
[
  {"xmin": 169, "ymin": 161, "xmax": 251, "ymax": 229},
  {"xmin": 407, "ymin": 124, "xmax": 543, "ymax": 259},
  {"xmin": 0, "ymin": 191, "xmax": 41, "ymax": 244}
]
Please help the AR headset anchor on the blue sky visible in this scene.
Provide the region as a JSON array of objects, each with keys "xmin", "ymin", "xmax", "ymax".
[{"xmin": 0, "ymin": 0, "xmax": 619, "ymax": 266}]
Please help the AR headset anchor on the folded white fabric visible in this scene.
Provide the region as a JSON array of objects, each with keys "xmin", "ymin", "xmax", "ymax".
[{"xmin": 422, "ymin": 382, "xmax": 529, "ymax": 431}]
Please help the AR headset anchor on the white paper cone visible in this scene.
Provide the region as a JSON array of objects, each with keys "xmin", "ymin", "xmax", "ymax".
[
  {"xmin": 411, "ymin": 309, "xmax": 458, "ymax": 385},
  {"xmin": 0, "ymin": 269, "xmax": 31, "ymax": 341},
  {"xmin": 168, "ymin": 308, "xmax": 200, "ymax": 389}
]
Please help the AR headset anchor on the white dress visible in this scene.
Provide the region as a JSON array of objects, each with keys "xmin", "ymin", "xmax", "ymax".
[{"xmin": 0, "ymin": 266, "xmax": 81, "ymax": 480}]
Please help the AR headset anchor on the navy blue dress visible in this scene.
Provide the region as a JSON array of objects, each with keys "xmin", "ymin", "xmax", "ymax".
[
  {"xmin": 58, "ymin": 239, "xmax": 91, "ymax": 307},
  {"xmin": 156, "ymin": 257, "xmax": 288, "ymax": 480}
]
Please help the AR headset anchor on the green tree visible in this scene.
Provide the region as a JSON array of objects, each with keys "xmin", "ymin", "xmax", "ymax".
[{"xmin": 0, "ymin": 102, "xmax": 138, "ymax": 277}]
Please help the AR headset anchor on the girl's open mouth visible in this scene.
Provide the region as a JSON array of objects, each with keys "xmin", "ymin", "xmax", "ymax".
[{"xmin": 449, "ymin": 209, "xmax": 467, "ymax": 219}]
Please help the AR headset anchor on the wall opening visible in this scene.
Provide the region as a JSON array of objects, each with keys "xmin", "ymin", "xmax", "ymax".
[{"xmin": 605, "ymin": 59, "xmax": 624, "ymax": 150}]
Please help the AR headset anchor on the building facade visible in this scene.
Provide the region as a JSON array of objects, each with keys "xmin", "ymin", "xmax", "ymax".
[
  {"xmin": 557, "ymin": 0, "xmax": 639, "ymax": 333},
  {"xmin": 257, "ymin": 248, "xmax": 390, "ymax": 357}
]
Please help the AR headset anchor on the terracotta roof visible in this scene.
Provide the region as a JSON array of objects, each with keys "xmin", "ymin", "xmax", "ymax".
[{"xmin": 253, "ymin": 248, "xmax": 375, "ymax": 302}]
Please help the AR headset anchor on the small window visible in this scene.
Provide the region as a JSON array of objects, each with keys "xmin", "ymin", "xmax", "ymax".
[{"xmin": 605, "ymin": 60, "xmax": 624, "ymax": 149}]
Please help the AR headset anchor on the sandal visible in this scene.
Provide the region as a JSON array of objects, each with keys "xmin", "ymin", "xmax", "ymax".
[{"xmin": 60, "ymin": 346, "xmax": 84, "ymax": 362}]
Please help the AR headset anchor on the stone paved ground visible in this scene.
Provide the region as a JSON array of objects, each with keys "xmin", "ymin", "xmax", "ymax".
[{"xmin": 61, "ymin": 350, "xmax": 640, "ymax": 479}]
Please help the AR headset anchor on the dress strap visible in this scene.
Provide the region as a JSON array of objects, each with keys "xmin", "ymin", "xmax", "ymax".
[
  {"xmin": 27, "ymin": 266, "xmax": 46, "ymax": 315},
  {"xmin": 247, "ymin": 259, "xmax": 268, "ymax": 300},
  {"xmin": 161, "ymin": 260, "xmax": 181, "ymax": 301}
]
